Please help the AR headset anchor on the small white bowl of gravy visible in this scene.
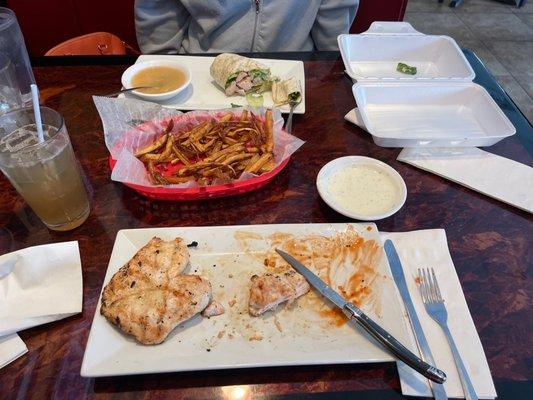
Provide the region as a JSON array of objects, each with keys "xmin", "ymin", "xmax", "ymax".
[
  {"xmin": 121, "ymin": 60, "xmax": 191, "ymax": 101},
  {"xmin": 317, "ymin": 156, "xmax": 407, "ymax": 221}
]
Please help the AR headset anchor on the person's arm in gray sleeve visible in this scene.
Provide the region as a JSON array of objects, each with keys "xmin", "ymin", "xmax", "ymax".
[
  {"xmin": 135, "ymin": 0, "xmax": 190, "ymax": 54},
  {"xmin": 311, "ymin": 0, "xmax": 359, "ymax": 50}
]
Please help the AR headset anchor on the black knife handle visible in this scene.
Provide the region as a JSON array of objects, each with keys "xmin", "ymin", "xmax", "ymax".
[{"xmin": 344, "ymin": 303, "xmax": 447, "ymax": 384}]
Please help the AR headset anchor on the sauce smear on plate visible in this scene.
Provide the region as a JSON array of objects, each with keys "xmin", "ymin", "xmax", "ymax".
[
  {"xmin": 328, "ymin": 165, "xmax": 399, "ymax": 216},
  {"xmin": 132, "ymin": 66, "xmax": 186, "ymax": 94}
]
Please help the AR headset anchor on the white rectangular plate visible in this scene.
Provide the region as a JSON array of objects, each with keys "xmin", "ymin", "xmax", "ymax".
[
  {"xmin": 123, "ymin": 55, "xmax": 305, "ymax": 114},
  {"xmin": 81, "ymin": 223, "xmax": 412, "ymax": 377}
]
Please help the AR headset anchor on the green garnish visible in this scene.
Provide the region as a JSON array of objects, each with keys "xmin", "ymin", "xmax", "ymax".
[
  {"xmin": 246, "ymin": 93, "xmax": 264, "ymax": 107},
  {"xmin": 225, "ymin": 72, "xmax": 239, "ymax": 88},
  {"xmin": 249, "ymin": 69, "xmax": 269, "ymax": 79},
  {"xmin": 288, "ymin": 92, "xmax": 301, "ymax": 103},
  {"xmin": 231, "ymin": 103, "xmax": 243, "ymax": 108},
  {"xmin": 397, "ymin": 62, "xmax": 417, "ymax": 75}
]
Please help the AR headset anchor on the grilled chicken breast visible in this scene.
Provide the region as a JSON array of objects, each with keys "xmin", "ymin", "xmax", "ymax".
[
  {"xmin": 201, "ymin": 300, "xmax": 226, "ymax": 318},
  {"xmin": 100, "ymin": 237, "xmax": 212, "ymax": 345},
  {"xmin": 248, "ymin": 271, "xmax": 310, "ymax": 316}
]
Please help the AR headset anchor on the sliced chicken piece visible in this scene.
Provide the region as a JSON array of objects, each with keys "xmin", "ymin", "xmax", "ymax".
[
  {"xmin": 236, "ymin": 76, "xmax": 253, "ymax": 91},
  {"xmin": 201, "ymin": 300, "xmax": 225, "ymax": 317},
  {"xmin": 248, "ymin": 270, "xmax": 310, "ymax": 316},
  {"xmin": 225, "ymin": 80, "xmax": 238, "ymax": 96},
  {"xmin": 235, "ymin": 71, "xmax": 248, "ymax": 83},
  {"xmin": 100, "ymin": 237, "xmax": 211, "ymax": 345}
]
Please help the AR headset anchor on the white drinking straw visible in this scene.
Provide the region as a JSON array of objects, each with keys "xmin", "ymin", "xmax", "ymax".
[{"xmin": 30, "ymin": 84, "xmax": 45, "ymax": 143}]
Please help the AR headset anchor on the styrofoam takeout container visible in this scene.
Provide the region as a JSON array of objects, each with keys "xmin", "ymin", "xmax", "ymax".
[
  {"xmin": 339, "ymin": 21, "xmax": 515, "ymax": 147},
  {"xmin": 352, "ymin": 82, "xmax": 516, "ymax": 148},
  {"xmin": 338, "ymin": 21, "xmax": 475, "ymax": 82}
]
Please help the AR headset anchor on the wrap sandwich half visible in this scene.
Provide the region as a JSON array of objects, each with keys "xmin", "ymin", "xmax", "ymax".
[
  {"xmin": 272, "ymin": 77, "xmax": 302, "ymax": 106},
  {"xmin": 210, "ymin": 53, "xmax": 272, "ymax": 96}
]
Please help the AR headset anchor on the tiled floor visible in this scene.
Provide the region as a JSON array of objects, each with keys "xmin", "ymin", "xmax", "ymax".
[{"xmin": 404, "ymin": 0, "xmax": 533, "ymax": 123}]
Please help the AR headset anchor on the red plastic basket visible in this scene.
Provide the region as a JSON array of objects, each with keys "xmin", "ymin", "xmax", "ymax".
[
  {"xmin": 108, "ymin": 111, "xmax": 292, "ymax": 201},
  {"xmin": 108, "ymin": 156, "xmax": 290, "ymax": 201}
]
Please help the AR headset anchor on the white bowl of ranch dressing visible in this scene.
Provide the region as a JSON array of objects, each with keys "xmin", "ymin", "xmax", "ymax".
[{"xmin": 317, "ymin": 156, "xmax": 407, "ymax": 221}]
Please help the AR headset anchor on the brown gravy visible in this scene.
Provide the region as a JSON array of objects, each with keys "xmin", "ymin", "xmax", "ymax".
[{"xmin": 131, "ymin": 66, "xmax": 186, "ymax": 94}]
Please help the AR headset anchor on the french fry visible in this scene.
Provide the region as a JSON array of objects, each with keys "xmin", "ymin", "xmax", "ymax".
[
  {"xmin": 135, "ymin": 134, "xmax": 168, "ymax": 157},
  {"xmin": 218, "ymin": 113, "xmax": 233, "ymax": 123},
  {"xmin": 164, "ymin": 176, "xmax": 194, "ymax": 184},
  {"xmin": 157, "ymin": 135, "xmax": 174, "ymax": 162},
  {"xmin": 264, "ymin": 109, "xmax": 274, "ymax": 153},
  {"xmin": 222, "ymin": 136, "xmax": 239, "ymax": 145},
  {"xmin": 244, "ymin": 154, "xmax": 261, "ymax": 172},
  {"xmin": 247, "ymin": 153, "xmax": 272, "ymax": 174},
  {"xmin": 171, "ymin": 145, "xmax": 191, "ymax": 166},
  {"xmin": 204, "ymin": 143, "xmax": 245, "ymax": 162},
  {"xmin": 222, "ymin": 153, "xmax": 253, "ymax": 165},
  {"xmin": 259, "ymin": 160, "xmax": 276, "ymax": 173}
]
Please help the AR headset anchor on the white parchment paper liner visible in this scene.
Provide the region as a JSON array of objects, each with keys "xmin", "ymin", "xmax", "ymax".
[{"xmin": 94, "ymin": 96, "xmax": 304, "ymax": 188}]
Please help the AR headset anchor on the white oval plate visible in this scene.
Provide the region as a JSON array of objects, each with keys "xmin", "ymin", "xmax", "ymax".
[
  {"xmin": 316, "ymin": 156, "xmax": 407, "ymax": 221},
  {"xmin": 121, "ymin": 60, "xmax": 192, "ymax": 101}
]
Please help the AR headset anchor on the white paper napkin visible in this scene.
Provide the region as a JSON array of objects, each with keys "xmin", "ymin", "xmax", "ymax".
[
  {"xmin": 345, "ymin": 108, "xmax": 533, "ymax": 213},
  {"xmin": 381, "ymin": 230, "xmax": 497, "ymax": 399},
  {"xmin": 344, "ymin": 108, "xmax": 366, "ymax": 130},
  {"xmin": 398, "ymin": 147, "xmax": 533, "ymax": 213},
  {"xmin": 0, "ymin": 334, "xmax": 28, "ymax": 369},
  {"xmin": 0, "ymin": 241, "xmax": 83, "ymax": 337}
]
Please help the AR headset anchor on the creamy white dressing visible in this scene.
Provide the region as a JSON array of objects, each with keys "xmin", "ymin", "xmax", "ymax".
[{"xmin": 327, "ymin": 165, "xmax": 399, "ymax": 215}]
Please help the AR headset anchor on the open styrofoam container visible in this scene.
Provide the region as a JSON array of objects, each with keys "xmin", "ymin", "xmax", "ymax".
[
  {"xmin": 338, "ymin": 22, "xmax": 475, "ymax": 82},
  {"xmin": 341, "ymin": 21, "xmax": 515, "ymax": 148},
  {"xmin": 352, "ymin": 82, "xmax": 516, "ymax": 147}
]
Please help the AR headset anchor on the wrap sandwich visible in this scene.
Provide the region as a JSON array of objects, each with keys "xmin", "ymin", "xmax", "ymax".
[
  {"xmin": 272, "ymin": 77, "xmax": 302, "ymax": 106},
  {"xmin": 210, "ymin": 53, "xmax": 272, "ymax": 96}
]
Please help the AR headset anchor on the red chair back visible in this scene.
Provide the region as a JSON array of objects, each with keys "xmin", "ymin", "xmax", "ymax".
[
  {"xmin": 45, "ymin": 32, "xmax": 134, "ymax": 56},
  {"xmin": 350, "ymin": 0, "xmax": 409, "ymax": 33}
]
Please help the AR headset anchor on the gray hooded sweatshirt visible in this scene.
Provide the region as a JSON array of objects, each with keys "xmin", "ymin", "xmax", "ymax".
[{"xmin": 135, "ymin": 0, "xmax": 359, "ymax": 54}]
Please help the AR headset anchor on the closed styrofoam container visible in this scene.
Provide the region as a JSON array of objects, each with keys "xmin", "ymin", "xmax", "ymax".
[
  {"xmin": 352, "ymin": 82, "xmax": 516, "ymax": 147},
  {"xmin": 338, "ymin": 22, "xmax": 475, "ymax": 82}
]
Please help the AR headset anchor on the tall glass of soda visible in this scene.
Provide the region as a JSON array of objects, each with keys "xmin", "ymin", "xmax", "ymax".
[{"xmin": 0, "ymin": 106, "xmax": 90, "ymax": 231}]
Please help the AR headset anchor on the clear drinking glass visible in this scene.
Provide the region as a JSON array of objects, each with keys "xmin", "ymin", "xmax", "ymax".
[
  {"xmin": 0, "ymin": 7, "xmax": 36, "ymax": 104},
  {"xmin": 0, "ymin": 107, "xmax": 90, "ymax": 231},
  {"xmin": 0, "ymin": 54, "xmax": 23, "ymax": 115}
]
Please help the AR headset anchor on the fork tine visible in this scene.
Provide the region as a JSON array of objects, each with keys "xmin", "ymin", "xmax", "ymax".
[
  {"xmin": 424, "ymin": 268, "xmax": 436, "ymax": 302},
  {"xmin": 419, "ymin": 268, "xmax": 429, "ymax": 303},
  {"xmin": 429, "ymin": 268, "xmax": 439, "ymax": 302},
  {"xmin": 420, "ymin": 268, "xmax": 430, "ymax": 303},
  {"xmin": 430, "ymin": 268, "xmax": 443, "ymax": 302},
  {"xmin": 418, "ymin": 268, "xmax": 426, "ymax": 302}
]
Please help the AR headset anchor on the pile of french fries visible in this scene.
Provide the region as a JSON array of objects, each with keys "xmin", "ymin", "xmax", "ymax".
[{"xmin": 134, "ymin": 109, "xmax": 276, "ymax": 185}]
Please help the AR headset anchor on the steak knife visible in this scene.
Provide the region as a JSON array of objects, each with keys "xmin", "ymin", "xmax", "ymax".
[
  {"xmin": 276, "ymin": 248, "xmax": 447, "ymax": 384},
  {"xmin": 384, "ymin": 239, "xmax": 448, "ymax": 399}
]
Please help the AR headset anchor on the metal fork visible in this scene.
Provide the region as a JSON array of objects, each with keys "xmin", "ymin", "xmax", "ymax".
[
  {"xmin": 419, "ymin": 268, "xmax": 478, "ymax": 400},
  {"xmin": 284, "ymin": 80, "xmax": 302, "ymax": 134}
]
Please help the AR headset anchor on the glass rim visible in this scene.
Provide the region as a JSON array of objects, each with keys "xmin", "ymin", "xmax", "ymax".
[
  {"xmin": 0, "ymin": 7, "xmax": 16, "ymax": 31},
  {"xmin": 0, "ymin": 106, "xmax": 65, "ymax": 154}
]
